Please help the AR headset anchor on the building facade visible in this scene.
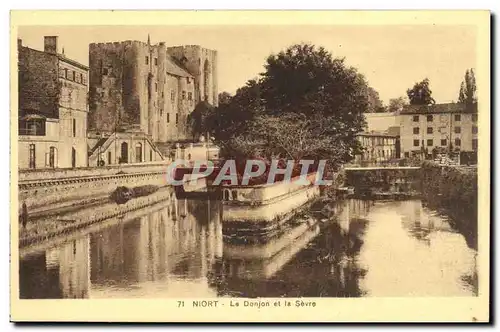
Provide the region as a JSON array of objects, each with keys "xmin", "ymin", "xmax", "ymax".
[
  {"xmin": 87, "ymin": 126, "xmax": 164, "ymax": 167},
  {"xmin": 354, "ymin": 131, "xmax": 399, "ymax": 165},
  {"xmin": 364, "ymin": 112, "xmax": 401, "ymax": 132},
  {"xmin": 399, "ymin": 103, "xmax": 478, "ymax": 160},
  {"xmin": 88, "ymin": 39, "xmax": 218, "ymax": 146},
  {"xmin": 18, "ymin": 36, "xmax": 88, "ymax": 170}
]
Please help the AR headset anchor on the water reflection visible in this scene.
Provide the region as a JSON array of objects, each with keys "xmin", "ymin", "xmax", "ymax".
[{"xmin": 19, "ymin": 196, "xmax": 477, "ymax": 298}]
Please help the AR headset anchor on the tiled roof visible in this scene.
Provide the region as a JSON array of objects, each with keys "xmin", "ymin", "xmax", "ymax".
[
  {"xmin": 387, "ymin": 126, "xmax": 401, "ymax": 136},
  {"xmin": 401, "ymin": 102, "xmax": 478, "ymax": 115},
  {"xmin": 166, "ymin": 56, "xmax": 193, "ymax": 78},
  {"xmin": 357, "ymin": 130, "xmax": 398, "ymax": 138}
]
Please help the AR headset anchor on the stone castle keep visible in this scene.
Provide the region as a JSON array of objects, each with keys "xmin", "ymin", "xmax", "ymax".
[
  {"xmin": 88, "ymin": 38, "xmax": 218, "ymax": 144},
  {"xmin": 18, "ymin": 35, "xmax": 219, "ymax": 169}
]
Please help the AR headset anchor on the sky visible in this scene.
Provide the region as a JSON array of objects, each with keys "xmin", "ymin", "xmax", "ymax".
[{"xmin": 18, "ymin": 25, "xmax": 477, "ymax": 104}]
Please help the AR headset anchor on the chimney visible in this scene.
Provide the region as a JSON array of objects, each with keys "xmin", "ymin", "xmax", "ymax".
[{"xmin": 44, "ymin": 36, "xmax": 58, "ymax": 54}]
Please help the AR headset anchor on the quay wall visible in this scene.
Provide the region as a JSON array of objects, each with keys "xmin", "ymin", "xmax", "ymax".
[
  {"xmin": 420, "ymin": 161, "xmax": 478, "ymax": 249},
  {"xmin": 344, "ymin": 167, "xmax": 421, "ymax": 194},
  {"xmin": 18, "ymin": 162, "xmax": 171, "ymax": 212}
]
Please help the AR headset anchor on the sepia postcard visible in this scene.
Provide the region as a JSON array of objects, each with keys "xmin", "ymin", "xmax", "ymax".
[{"xmin": 10, "ymin": 10, "xmax": 490, "ymax": 323}]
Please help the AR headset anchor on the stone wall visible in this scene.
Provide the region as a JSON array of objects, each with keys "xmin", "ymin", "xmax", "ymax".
[
  {"xmin": 18, "ymin": 162, "xmax": 171, "ymax": 212},
  {"xmin": 167, "ymin": 45, "xmax": 218, "ymax": 106},
  {"xmin": 420, "ymin": 161, "xmax": 478, "ymax": 249},
  {"xmin": 344, "ymin": 167, "xmax": 421, "ymax": 194},
  {"xmin": 18, "ymin": 45, "xmax": 60, "ymax": 118}
]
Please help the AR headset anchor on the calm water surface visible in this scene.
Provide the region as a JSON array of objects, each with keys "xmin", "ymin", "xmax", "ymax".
[{"xmin": 19, "ymin": 190, "xmax": 477, "ymax": 298}]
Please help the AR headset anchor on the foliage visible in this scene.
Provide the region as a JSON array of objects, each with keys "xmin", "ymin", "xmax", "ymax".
[
  {"xmin": 387, "ymin": 96, "xmax": 408, "ymax": 113},
  {"xmin": 365, "ymin": 87, "xmax": 385, "ymax": 113},
  {"xmin": 187, "ymin": 101, "xmax": 215, "ymax": 139},
  {"xmin": 218, "ymin": 91, "xmax": 232, "ymax": 105},
  {"xmin": 207, "ymin": 43, "xmax": 368, "ymax": 170},
  {"xmin": 458, "ymin": 68, "xmax": 477, "ymax": 105},
  {"xmin": 406, "ymin": 78, "xmax": 436, "ymax": 105}
]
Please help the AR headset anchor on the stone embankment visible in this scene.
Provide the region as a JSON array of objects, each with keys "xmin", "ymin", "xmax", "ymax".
[{"xmin": 17, "ymin": 162, "xmax": 171, "ymax": 216}]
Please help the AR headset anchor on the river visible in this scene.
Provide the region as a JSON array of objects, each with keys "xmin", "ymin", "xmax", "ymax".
[{"xmin": 19, "ymin": 189, "xmax": 478, "ymax": 298}]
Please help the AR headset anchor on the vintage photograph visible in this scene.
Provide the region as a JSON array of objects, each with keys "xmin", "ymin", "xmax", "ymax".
[{"xmin": 10, "ymin": 11, "xmax": 490, "ymax": 322}]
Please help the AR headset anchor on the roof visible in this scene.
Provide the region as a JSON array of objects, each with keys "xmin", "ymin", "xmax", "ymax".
[
  {"xmin": 387, "ymin": 126, "xmax": 401, "ymax": 136},
  {"xmin": 57, "ymin": 54, "xmax": 89, "ymax": 71},
  {"xmin": 357, "ymin": 130, "xmax": 398, "ymax": 138},
  {"xmin": 88, "ymin": 137, "xmax": 108, "ymax": 155},
  {"xmin": 166, "ymin": 56, "xmax": 193, "ymax": 78},
  {"xmin": 401, "ymin": 102, "xmax": 478, "ymax": 115}
]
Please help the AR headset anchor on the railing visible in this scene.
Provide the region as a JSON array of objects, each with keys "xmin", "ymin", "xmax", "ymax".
[{"xmin": 18, "ymin": 128, "xmax": 46, "ymax": 136}]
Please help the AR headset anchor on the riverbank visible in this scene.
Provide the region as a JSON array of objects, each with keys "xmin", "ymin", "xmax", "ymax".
[
  {"xmin": 19, "ymin": 186, "xmax": 174, "ymax": 248},
  {"xmin": 420, "ymin": 161, "xmax": 478, "ymax": 249}
]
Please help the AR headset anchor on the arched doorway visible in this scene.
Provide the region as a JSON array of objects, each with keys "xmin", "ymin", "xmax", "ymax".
[
  {"xmin": 120, "ymin": 142, "xmax": 128, "ymax": 163},
  {"xmin": 135, "ymin": 142, "xmax": 142, "ymax": 163}
]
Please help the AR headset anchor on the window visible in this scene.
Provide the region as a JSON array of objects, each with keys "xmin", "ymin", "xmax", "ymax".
[
  {"xmin": 72, "ymin": 71, "xmax": 76, "ymax": 81},
  {"xmin": 427, "ymin": 139, "xmax": 433, "ymax": 146},
  {"xmin": 167, "ymin": 113, "xmax": 170, "ymax": 123},
  {"xmin": 29, "ymin": 144, "xmax": 36, "ymax": 169},
  {"xmin": 72, "ymin": 119, "xmax": 76, "ymax": 137},
  {"xmin": 441, "ymin": 139, "xmax": 447, "ymax": 146},
  {"xmin": 412, "ymin": 115, "xmax": 419, "ymax": 122},
  {"xmin": 135, "ymin": 143, "xmax": 143, "ymax": 163},
  {"xmin": 455, "ymin": 138, "xmax": 461, "ymax": 147},
  {"xmin": 404, "ymin": 152, "xmax": 410, "ymax": 158},
  {"xmin": 472, "ymin": 114, "xmax": 478, "ymax": 122},
  {"xmin": 49, "ymin": 146, "xmax": 55, "ymax": 168},
  {"xmin": 187, "ymin": 77, "xmax": 191, "ymax": 84},
  {"xmin": 472, "ymin": 126, "xmax": 478, "ymax": 134},
  {"xmin": 413, "ymin": 127, "xmax": 420, "ymax": 135},
  {"xmin": 145, "ymin": 56, "xmax": 149, "ymax": 65},
  {"xmin": 175, "ymin": 113, "xmax": 179, "ymax": 124},
  {"xmin": 427, "ymin": 115, "xmax": 433, "ymax": 122},
  {"xmin": 427, "ymin": 127, "xmax": 433, "ymax": 134},
  {"xmin": 20, "ymin": 118, "xmax": 46, "ymax": 136},
  {"xmin": 188, "ymin": 92, "xmax": 193, "ymax": 101},
  {"xmin": 64, "ymin": 68, "xmax": 69, "ymax": 79},
  {"xmin": 108, "ymin": 151, "xmax": 112, "ymax": 165},
  {"xmin": 80, "ymin": 73, "xmax": 84, "ymax": 84},
  {"xmin": 150, "ymin": 150, "xmax": 153, "ymax": 161},
  {"xmin": 472, "ymin": 139, "xmax": 478, "ymax": 151},
  {"xmin": 171, "ymin": 90, "xmax": 175, "ymax": 101},
  {"xmin": 454, "ymin": 126, "xmax": 461, "ymax": 134},
  {"xmin": 182, "ymin": 91, "xmax": 186, "ymax": 100},
  {"xmin": 102, "ymin": 68, "xmax": 108, "ymax": 75},
  {"xmin": 155, "ymin": 83, "xmax": 157, "ymax": 92},
  {"xmin": 154, "ymin": 58, "xmax": 158, "ymax": 66},
  {"xmin": 162, "ymin": 91, "xmax": 164, "ymax": 98},
  {"xmin": 413, "ymin": 139, "xmax": 420, "ymax": 147},
  {"xmin": 454, "ymin": 114, "xmax": 461, "ymax": 121},
  {"xmin": 160, "ymin": 109, "xmax": 163, "ymax": 116}
]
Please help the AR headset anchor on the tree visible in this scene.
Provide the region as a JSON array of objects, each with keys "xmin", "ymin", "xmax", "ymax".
[
  {"xmin": 208, "ymin": 43, "xmax": 367, "ymax": 170},
  {"xmin": 387, "ymin": 96, "xmax": 408, "ymax": 113},
  {"xmin": 458, "ymin": 68, "xmax": 477, "ymax": 105},
  {"xmin": 218, "ymin": 91, "xmax": 232, "ymax": 105},
  {"xmin": 406, "ymin": 78, "xmax": 435, "ymax": 105},
  {"xmin": 365, "ymin": 87, "xmax": 385, "ymax": 113},
  {"xmin": 187, "ymin": 101, "xmax": 215, "ymax": 140}
]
